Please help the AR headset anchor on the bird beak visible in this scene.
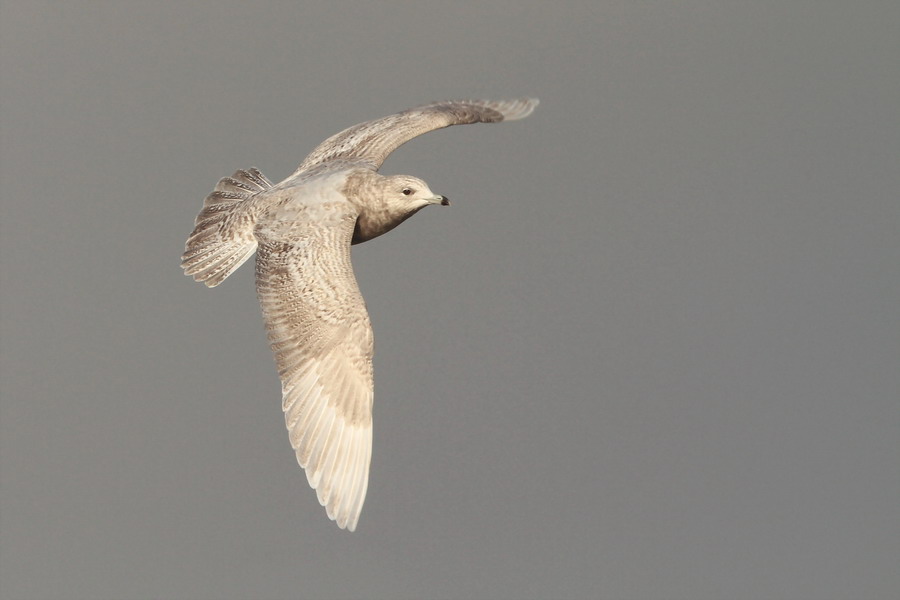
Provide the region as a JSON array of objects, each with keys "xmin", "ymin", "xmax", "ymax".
[{"xmin": 429, "ymin": 195, "xmax": 450, "ymax": 206}]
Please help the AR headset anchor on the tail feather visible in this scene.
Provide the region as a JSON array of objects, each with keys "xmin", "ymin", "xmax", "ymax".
[{"xmin": 182, "ymin": 168, "xmax": 273, "ymax": 287}]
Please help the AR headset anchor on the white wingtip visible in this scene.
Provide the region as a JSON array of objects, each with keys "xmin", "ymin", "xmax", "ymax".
[{"xmin": 497, "ymin": 97, "xmax": 539, "ymax": 121}]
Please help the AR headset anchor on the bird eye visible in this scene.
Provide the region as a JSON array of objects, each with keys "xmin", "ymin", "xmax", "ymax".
[{"xmin": 401, "ymin": 187, "xmax": 412, "ymax": 196}]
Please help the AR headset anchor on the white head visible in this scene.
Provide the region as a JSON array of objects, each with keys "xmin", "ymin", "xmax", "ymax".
[
  {"xmin": 348, "ymin": 173, "xmax": 449, "ymax": 244},
  {"xmin": 383, "ymin": 174, "xmax": 449, "ymax": 210}
]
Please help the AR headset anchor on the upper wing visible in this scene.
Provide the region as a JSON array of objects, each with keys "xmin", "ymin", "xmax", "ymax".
[
  {"xmin": 294, "ymin": 98, "xmax": 539, "ymax": 173},
  {"xmin": 255, "ymin": 200, "xmax": 373, "ymax": 531}
]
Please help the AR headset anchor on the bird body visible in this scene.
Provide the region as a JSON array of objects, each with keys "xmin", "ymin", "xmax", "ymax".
[{"xmin": 182, "ymin": 99, "xmax": 538, "ymax": 530}]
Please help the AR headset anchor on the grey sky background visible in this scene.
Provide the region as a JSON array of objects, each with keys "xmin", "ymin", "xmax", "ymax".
[{"xmin": 1, "ymin": 1, "xmax": 898, "ymax": 599}]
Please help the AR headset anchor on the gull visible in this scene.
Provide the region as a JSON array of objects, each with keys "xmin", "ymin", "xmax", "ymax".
[{"xmin": 181, "ymin": 99, "xmax": 538, "ymax": 530}]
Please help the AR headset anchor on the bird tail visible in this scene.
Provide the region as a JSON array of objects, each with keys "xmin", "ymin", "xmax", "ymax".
[{"xmin": 181, "ymin": 168, "xmax": 273, "ymax": 287}]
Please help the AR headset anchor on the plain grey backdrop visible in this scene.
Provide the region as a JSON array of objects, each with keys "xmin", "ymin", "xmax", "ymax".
[{"xmin": 1, "ymin": 1, "xmax": 898, "ymax": 599}]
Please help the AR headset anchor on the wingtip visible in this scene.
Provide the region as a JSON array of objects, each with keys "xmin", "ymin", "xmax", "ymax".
[{"xmin": 500, "ymin": 97, "xmax": 539, "ymax": 121}]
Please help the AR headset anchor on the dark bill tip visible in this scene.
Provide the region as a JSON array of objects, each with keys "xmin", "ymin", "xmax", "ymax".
[{"xmin": 440, "ymin": 196, "xmax": 450, "ymax": 206}]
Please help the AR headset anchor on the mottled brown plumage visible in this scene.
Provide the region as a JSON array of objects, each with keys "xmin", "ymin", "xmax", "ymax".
[{"xmin": 181, "ymin": 99, "xmax": 538, "ymax": 530}]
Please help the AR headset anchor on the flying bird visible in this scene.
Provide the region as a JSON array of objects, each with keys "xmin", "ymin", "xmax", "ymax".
[{"xmin": 182, "ymin": 98, "xmax": 539, "ymax": 531}]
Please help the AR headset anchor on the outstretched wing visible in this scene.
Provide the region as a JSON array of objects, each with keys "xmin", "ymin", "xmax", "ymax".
[
  {"xmin": 255, "ymin": 199, "xmax": 373, "ymax": 531},
  {"xmin": 294, "ymin": 98, "xmax": 539, "ymax": 172}
]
